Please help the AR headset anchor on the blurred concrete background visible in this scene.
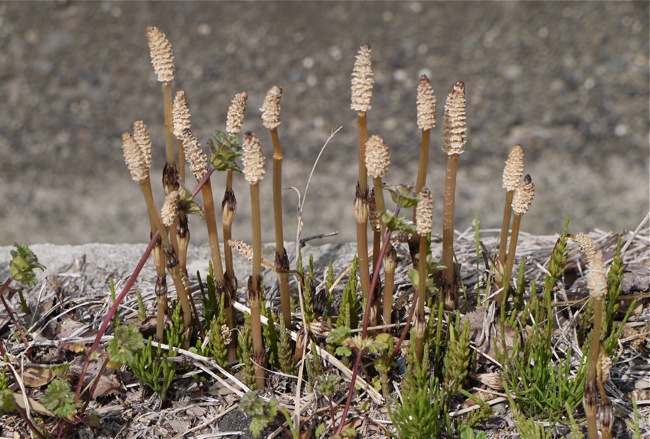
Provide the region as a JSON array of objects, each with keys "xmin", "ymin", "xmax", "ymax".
[{"xmin": 0, "ymin": 1, "xmax": 647, "ymax": 246}]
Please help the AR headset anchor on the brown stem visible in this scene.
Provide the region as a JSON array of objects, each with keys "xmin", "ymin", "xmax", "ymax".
[
  {"xmin": 415, "ymin": 234, "xmax": 427, "ymax": 363},
  {"xmin": 144, "ymin": 178, "xmax": 168, "ymax": 341},
  {"xmin": 356, "ymin": 207, "xmax": 371, "ymax": 303},
  {"xmin": 249, "ymin": 179, "xmax": 265, "ymax": 389},
  {"xmin": 162, "ymin": 81, "xmax": 175, "ymax": 165},
  {"xmin": 415, "ymin": 129, "xmax": 431, "ymax": 193},
  {"xmin": 382, "ymin": 245, "xmax": 396, "ymax": 326},
  {"xmin": 498, "ymin": 190, "xmax": 515, "ymax": 269},
  {"xmin": 442, "ymin": 154, "xmax": 460, "ymax": 309},
  {"xmin": 222, "ymin": 173, "xmax": 238, "ymax": 361},
  {"xmin": 585, "ymin": 296, "xmax": 602, "ymax": 439},
  {"xmin": 248, "ymin": 276, "xmax": 266, "ymax": 390},
  {"xmin": 373, "ymin": 176, "xmax": 387, "ymax": 235},
  {"xmin": 177, "ymin": 138, "xmax": 185, "ymax": 183},
  {"xmin": 357, "ymin": 112, "xmax": 368, "ymax": 194},
  {"xmin": 201, "ymin": 181, "xmax": 225, "ymax": 284},
  {"xmin": 414, "ymin": 128, "xmax": 431, "ymax": 224},
  {"xmin": 270, "ymin": 128, "xmax": 292, "ymax": 328},
  {"xmin": 504, "ymin": 213, "xmax": 523, "ymax": 289}
]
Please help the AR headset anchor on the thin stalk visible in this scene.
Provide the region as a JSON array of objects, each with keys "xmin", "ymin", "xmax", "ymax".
[
  {"xmin": 222, "ymin": 173, "xmax": 238, "ymax": 361},
  {"xmin": 372, "ymin": 176, "xmax": 387, "ymax": 237},
  {"xmin": 415, "ymin": 233, "xmax": 427, "ymax": 363},
  {"xmin": 355, "ymin": 185, "xmax": 371, "ymax": 304},
  {"xmin": 498, "ymin": 190, "xmax": 514, "ymax": 268},
  {"xmin": 503, "ymin": 213, "xmax": 523, "ymax": 304},
  {"xmin": 177, "ymin": 138, "xmax": 185, "ymax": 183},
  {"xmin": 357, "ymin": 112, "xmax": 368, "ymax": 193},
  {"xmin": 249, "ymin": 181, "xmax": 265, "ymax": 389},
  {"xmin": 441, "ymin": 154, "xmax": 460, "ymax": 309},
  {"xmin": 382, "ymin": 244, "xmax": 396, "ymax": 326},
  {"xmin": 271, "ymin": 127, "xmax": 292, "ymax": 329},
  {"xmin": 144, "ymin": 176, "xmax": 168, "ymax": 342},
  {"xmin": 201, "ymin": 180, "xmax": 226, "ymax": 285},
  {"xmin": 585, "ymin": 297, "xmax": 602, "ymax": 439},
  {"xmin": 162, "ymin": 82, "xmax": 175, "ymax": 166},
  {"xmin": 415, "ymin": 129, "xmax": 431, "ymax": 194}
]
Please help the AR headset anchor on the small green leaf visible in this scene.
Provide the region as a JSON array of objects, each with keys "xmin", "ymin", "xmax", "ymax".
[
  {"xmin": 326, "ymin": 326, "xmax": 352, "ymax": 346},
  {"xmin": 107, "ymin": 325, "xmax": 145, "ymax": 366},
  {"xmin": 208, "ymin": 130, "xmax": 243, "ymax": 172},
  {"xmin": 9, "ymin": 243, "xmax": 45, "ymax": 286},
  {"xmin": 381, "ymin": 211, "xmax": 417, "ymax": 235},
  {"xmin": 386, "ymin": 183, "xmax": 419, "ymax": 207},
  {"xmin": 178, "ymin": 185, "xmax": 204, "ymax": 218},
  {"xmin": 41, "ymin": 380, "xmax": 76, "ymax": 419}
]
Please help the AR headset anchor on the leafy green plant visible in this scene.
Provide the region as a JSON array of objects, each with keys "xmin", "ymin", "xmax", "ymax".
[
  {"xmin": 107, "ymin": 325, "xmax": 146, "ymax": 366},
  {"xmin": 42, "ymin": 379, "xmax": 77, "ymax": 420},
  {"xmin": 239, "ymin": 390, "xmax": 298, "ymax": 438}
]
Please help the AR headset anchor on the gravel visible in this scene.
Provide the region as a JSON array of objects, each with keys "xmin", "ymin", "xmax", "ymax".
[{"xmin": 0, "ymin": 2, "xmax": 647, "ymax": 246}]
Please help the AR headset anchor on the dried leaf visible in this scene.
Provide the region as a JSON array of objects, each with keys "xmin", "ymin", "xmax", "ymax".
[{"xmin": 22, "ymin": 366, "xmax": 55, "ymax": 388}]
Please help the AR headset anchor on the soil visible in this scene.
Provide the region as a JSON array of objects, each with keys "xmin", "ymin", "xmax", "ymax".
[{"xmin": 0, "ymin": 2, "xmax": 648, "ymax": 246}]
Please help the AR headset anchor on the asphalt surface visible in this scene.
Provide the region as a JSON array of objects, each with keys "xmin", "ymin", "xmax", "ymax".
[{"xmin": 0, "ymin": 1, "xmax": 648, "ymax": 245}]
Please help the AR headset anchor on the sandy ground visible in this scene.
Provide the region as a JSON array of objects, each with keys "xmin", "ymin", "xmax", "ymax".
[{"xmin": 0, "ymin": 1, "xmax": 648, "ymax": 246}]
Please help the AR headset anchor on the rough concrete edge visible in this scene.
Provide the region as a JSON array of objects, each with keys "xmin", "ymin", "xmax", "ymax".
[{"xmin": 0, "ymin": 242, "xmax": 360, "ymax": 287}]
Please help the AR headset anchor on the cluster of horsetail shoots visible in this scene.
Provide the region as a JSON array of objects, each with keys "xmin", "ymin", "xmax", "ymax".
[
  {"xmin": 121, "ymin": 127, "xmax": 192, "ymax": 342},
  {"xmin": 262, "ymin": 85, "xmax": 292, "ymax": 329},
  {"xmin": 440, "ymin": 81, "xmax": 467, "ymax": 310},
  {"xmin": 493, "ymin": 144, "xmax": 526, "ymax": 303},
  {"xmin": 242, "ymin": 132, "xmax": 267, "ymax": 390},
  {"xmin": 115, "ymin": 28, "xmax": 557, "ymax": 413}
]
